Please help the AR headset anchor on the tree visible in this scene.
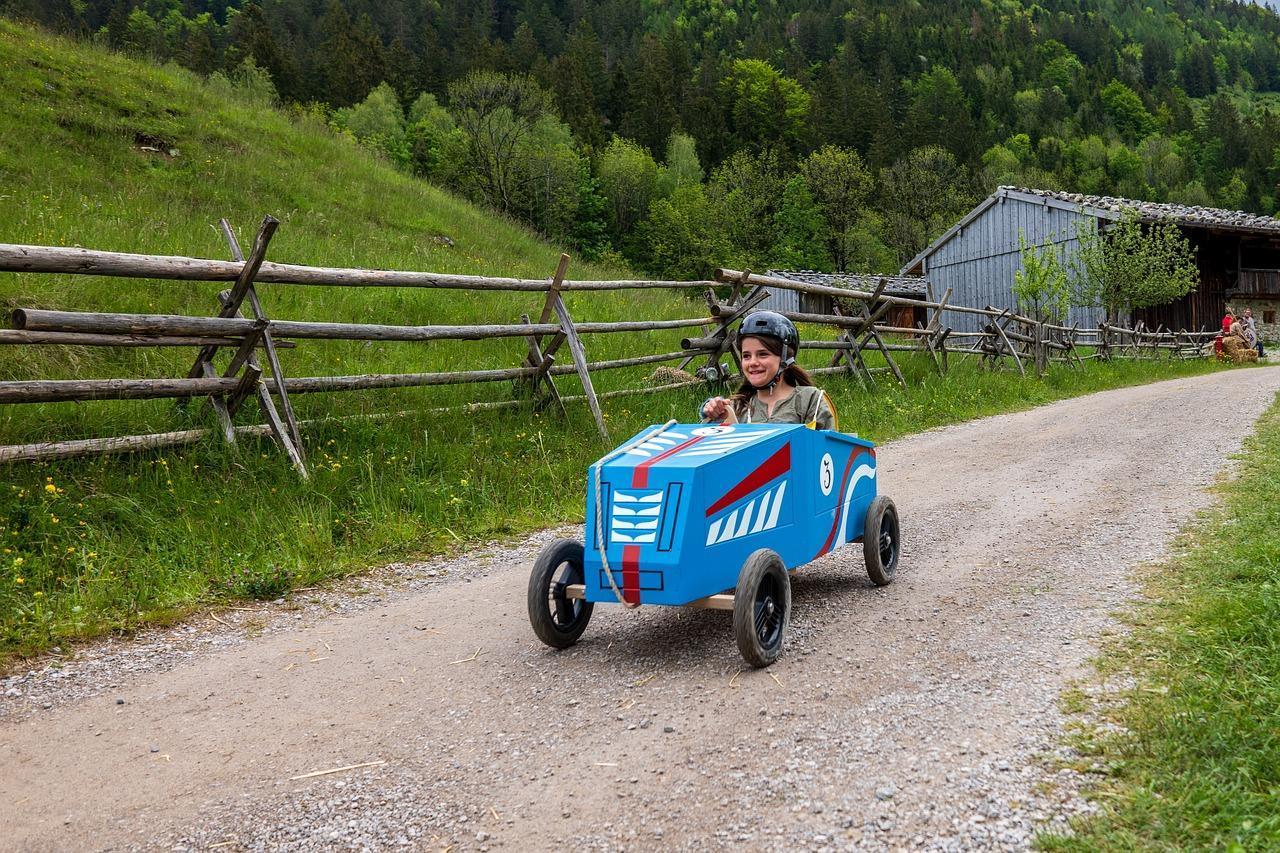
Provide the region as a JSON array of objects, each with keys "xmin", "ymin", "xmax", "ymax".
[
  {"xmin": 595, "ymin": 137, "xmax": 661, "ymax": 244},
  {"xmin": 1071, "ymin": 215, "xmax": 1199, "ymax": 322},
  {"xmin": 448, "ymin": 71, "xmax": 554, "ymax": 213},
  {"xmin": 878, "ymin": 146, "xmax": 977, "ymax": 265},
  {"xmin": 721, "ymin": 59, "xmax": 811, "ymax": 158},
  {"xmin": 1012, "ymin": 232, "xmax": 1070, "ymax": 323},
  {"xmin": 635, "ymin": 184, "xmax": 735, "ymax": 280},
  {"xmin": 1100, "ymin": 80, "xmax": 1155, "ymax": 141},
  {"xmin": 657, "ymin": 132, "xmax": 704, "ymax": 195},
  {"xmin": 904, "ymin": 66, "xmax": 977, "ymax": 162},
  {"xmin": 707, "ymin": 149, "xmax": 788, "ymax": 261},
  {"xmin": 332, "ymin": 82, "xmax": 408, "ymax": 167},
  {"xmin": 406, "ymin": 93, "xmax": 465, "ymax": 180},
  {"xmin": 769, "ymin": 176, "xmax": 831, "ymax": 271},
  {"xmin": 620, "ymin": 35, "xmax": 680, "ymax": 155},
  {"xmin": 799, "ymin": 146, "xmax": 873, "ymax": 272}
]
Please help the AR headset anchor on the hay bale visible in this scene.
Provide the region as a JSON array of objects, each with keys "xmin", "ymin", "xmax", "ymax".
[{"xmin": 647, "ymin": 365, "xmax": 699, "ymax": 386}]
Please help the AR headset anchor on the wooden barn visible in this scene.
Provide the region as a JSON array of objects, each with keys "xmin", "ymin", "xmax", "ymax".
[
  {"xmin": 901, "ymin": 186, "xmax": 1280, "ymax": 338},
  {"xmin": 764, "ymin": 270, "xmax": 929, "ymax": 330}
]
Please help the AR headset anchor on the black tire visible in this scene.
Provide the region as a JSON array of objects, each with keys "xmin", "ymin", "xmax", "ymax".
[
  {"xmin": 863, "ymin": 495, "xmax": 900, "ymax": 586},
  {"xmin": 733, "ymin": 549, "xmax": 790, "ymax": 668},
  {"xmin": 527, "ymin": 539, "xmax": 594, "ymax": 649}
]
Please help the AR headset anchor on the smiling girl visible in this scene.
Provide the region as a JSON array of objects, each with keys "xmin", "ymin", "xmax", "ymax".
[{"xmin": 700, "ymin": 311, "xmax": 838, "ymax": 430}]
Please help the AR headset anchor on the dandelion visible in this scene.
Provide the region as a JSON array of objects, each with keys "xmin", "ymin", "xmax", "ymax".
[
  {"xmin": 44, "ymin": 483, "xmax": 57, "ymax": 494},
  {"xmin": 50, "ymin": 516, "xmax": 58, "ymax": 524},
  {"xmin": 33, "ymin": 591, "xmax": 43, "ymax": 598},
  {"xmin": 66, "ymin": 546, "xmax": 74, "ymax": 553},
  {"xmin": 87, "ymin": 552, "xmax": 97, "ymax": 559},
  {"xmin": 12, "ymin": 557, "xmax": 23, "ymax": 566},
  {"xmin": 15, "ymin": 576, "xmax": 24, "ymax": 585}
]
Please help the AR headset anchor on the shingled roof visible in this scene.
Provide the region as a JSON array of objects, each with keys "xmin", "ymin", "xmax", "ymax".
[
  {"xmin": 768, "ymin": 269, "xmax": 928, "ymax": 296},
  {"xmin": 1001, "ymin": 186, "xmax": 1280, "ymax": 235}
]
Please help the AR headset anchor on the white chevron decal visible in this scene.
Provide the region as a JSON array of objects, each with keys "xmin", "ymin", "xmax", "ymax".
[
  {"xmin": 610, "ymin": 488, "xmax": 664, "ymax": 546},
  {"xmin": 705, "ymin": 481, "xmax": 787, "ymax": 546}
]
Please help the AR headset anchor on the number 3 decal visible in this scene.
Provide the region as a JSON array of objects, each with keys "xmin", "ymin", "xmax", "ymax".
[{"xmin": 819, "ymin": 453, "xmax": 834, "ymax": 496}]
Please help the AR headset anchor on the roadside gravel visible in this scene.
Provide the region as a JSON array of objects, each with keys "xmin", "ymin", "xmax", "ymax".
[{"xmin": 2, "ymin": 367, "xmax": 1276, "ymax": 852}]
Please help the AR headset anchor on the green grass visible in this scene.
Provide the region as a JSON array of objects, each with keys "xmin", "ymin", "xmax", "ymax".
[
  {"xmin": 1040, "ymin": 392, "xmax": 1280, "ymax": 852},
  {"xmin": 0, "ymin": 20, "xmax": 1242, "ymax": 663}
]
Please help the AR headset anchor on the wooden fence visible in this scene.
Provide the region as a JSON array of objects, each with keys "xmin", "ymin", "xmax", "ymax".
[{"xmin": 0, "ymin": 218, "xmax": 1217, "ymax": 475}]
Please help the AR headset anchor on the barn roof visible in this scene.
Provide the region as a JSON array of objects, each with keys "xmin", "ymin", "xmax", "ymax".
[
  {"xmin": 768, "ymin": 269, "xmax": 929, "ymax": 296},
  {"xmin": 901, "ymin": 186, "xmax": 1280, "ymax": 275}
]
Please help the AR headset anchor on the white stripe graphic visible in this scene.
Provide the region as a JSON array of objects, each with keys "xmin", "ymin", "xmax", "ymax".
[
  {"xmin": 834, "ymin": 464, "xmax": 877, "ymax": 545},
  {"xmin": 705, "ymin": 517, "xmax": 724, "ymax": 546},
  {"xmin": 764, "ymin": 480, "xmax": 787, "ymax": 530},
  {"xmin": 733, "ymin": 500, "xmax": 756, "ymax": 538},
  {"xmin": 716, "ymin": 509, "xmax": 740, "ymax": 544},
  {"xmin": 750, "ymin": 489, "xmax": 773, "ymax": 533}
]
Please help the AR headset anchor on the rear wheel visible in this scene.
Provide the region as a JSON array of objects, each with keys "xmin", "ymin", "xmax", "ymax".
[
  {"xmin": 733, "ymin": 549, "xmax": 790, "ymax": 668},
  {"xmin": 863, "ymin": 496, "xmax": 900, "ymax": 586},
  {"xmin": 527, "ymin": 539, "xmax": 594, "ymax": 648}
]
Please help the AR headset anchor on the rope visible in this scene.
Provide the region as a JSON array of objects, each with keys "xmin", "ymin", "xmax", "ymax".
[{"xmin": 593, "ymin": 419, "xmax": 678, "ymax": 608}]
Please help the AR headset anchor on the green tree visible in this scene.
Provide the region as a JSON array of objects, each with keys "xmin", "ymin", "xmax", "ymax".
[
  {"xmin": 799, "ymin": 145, "xmax": 873, "ymax": 272},
  {"xmin": 878, "ymin": 146, "xmax": 977, "ymax": 266},
  {"xmin": 635, "ymin": 184, "xmax": 735, "ymax": 280},
  {"xmin": 1012, "ymin": 232, "xmax": 1070, "ymax": 323},
  {"xmin": 707, "ymin": 149, "xmax": 787, "ymax": 261},
  {"xmin": 769, "ymin": 176, "xmax": 832, "ymax": 270},
  {"xmin": 657, "ymin": 132, "xmax": 704, "ymax": 195},
  {"xmin": 721, "ymin": 59, "xmax": 811, "ymax": 157},
  {"xmin": 1071, "ymin": 215, "xmax": 1199, "ymax": 322},
  {"xmin": 448, "ymin": 71, "xmax": 554, "ymax": 213},
  {"xmin": 332, "ymin": 82, "xmax": 407, "ymax": 167},
  {"xmin": 1100, "ymin": 80, "xmax": 1155, "ymax": 141},
  {"xmin": 904, "ymin": 66, "xmax": 977, "ymax": 162},
  {"xmin": 595, "ymin": 137, "xmax": 661, "ymax": 243}
]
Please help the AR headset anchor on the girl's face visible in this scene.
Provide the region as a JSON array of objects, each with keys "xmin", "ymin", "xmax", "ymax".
[{"xmin": 740, "ymin": 336, "xmax": 782, "ymax": 388}]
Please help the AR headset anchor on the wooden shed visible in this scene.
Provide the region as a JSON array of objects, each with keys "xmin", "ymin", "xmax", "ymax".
[
  {"xmin": 901, "ymin": 186, "xmax": 1280, "ymax": 337},
  {"xmin": 764, "ymin": 269, "xmax": 929, "ymax": 330}
]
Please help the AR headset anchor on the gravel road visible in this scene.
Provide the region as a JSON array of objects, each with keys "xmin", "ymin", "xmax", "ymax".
[{"xmin": 3, "ymin": 368, "xmax": 1278, "ymax": 852}]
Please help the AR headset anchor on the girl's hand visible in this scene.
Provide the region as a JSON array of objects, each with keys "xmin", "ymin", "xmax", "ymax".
[{"xmin": 701, "ymin": 397, "xmax": 737, "ymax": 424}]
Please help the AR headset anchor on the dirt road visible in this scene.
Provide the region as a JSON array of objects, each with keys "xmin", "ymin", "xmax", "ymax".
[{"xmin": 3, "ymin": 368, "xmax": 1278, "ymax": 852}]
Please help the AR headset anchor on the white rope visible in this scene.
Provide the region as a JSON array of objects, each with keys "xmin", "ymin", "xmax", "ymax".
[{"xmin": 592, "ymin": 419, "xmax": 678, "ymax": 608}]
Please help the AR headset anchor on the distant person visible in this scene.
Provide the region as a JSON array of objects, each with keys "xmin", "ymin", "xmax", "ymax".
[
  {"xmin": 1243, "ymin": 307, "xmax": 1264, "ymax": 358},
  {"xmin": 1223, "ymin": 316, "xmax": 1259, "ymax": 363},
  {"xmin": 1222, "ymin": 308, "xmax": 1235, "ymax": 337}
]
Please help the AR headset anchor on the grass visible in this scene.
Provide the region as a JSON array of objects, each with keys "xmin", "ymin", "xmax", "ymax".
[
  {"xmin": 0, "ymin": 20, "xmax": 1242, "ymax": 663},
  {"xmin": 1039, "ymin": 392, "xmax": 1280, "ymax": 851}
]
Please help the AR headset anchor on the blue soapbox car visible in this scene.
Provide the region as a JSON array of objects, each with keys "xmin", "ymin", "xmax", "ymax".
[{"xmin": 527, "ymin": 423, "xmax": 900, "ymax": 667}]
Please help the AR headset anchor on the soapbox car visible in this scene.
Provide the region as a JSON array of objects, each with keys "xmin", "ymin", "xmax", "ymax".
[{"xmin": 527, "ymin": 422, "xmax": 900, "ymax": 667}]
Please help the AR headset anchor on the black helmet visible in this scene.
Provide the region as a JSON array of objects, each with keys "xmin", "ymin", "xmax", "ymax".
[{"xmin": 738, "ymin": 310, "xmax": 799, "ymax": 367}]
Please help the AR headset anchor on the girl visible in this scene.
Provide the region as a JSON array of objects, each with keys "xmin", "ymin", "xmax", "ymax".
[{"xmin": 701, "ymin": 310, "xmax": 838, "ymax": 430}]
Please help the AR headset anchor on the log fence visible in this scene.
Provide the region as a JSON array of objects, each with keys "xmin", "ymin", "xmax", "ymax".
[{"xmin": 0, "ymin": 219, "xmax": 1220, "ymax": 471}]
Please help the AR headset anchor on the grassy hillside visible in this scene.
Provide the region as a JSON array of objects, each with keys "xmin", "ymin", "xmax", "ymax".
[{"xmin": 0, "ymin": 21, "xmax": 1231, "ymax": 663}]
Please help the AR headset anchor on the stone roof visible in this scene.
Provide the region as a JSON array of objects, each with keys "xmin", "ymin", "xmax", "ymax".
[
  {"xmin": 768, "ymin": 269, "xmax": 929, "ymax": 296},
  {"xmin": 1002, "ymin": 186, "xmax": 1280, "ymax": 235}
]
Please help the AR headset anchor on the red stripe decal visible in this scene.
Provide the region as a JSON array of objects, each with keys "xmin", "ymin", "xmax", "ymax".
[
  {"xmin": 622, "ymin": 544, "xmax": 641, "ymax": 605},
  {"xmin": 705, "ymin": 443, "xmax": 791, "ymax": 517},
  {"xmin": 631, "ymin": 435, "xmax": 703, "ymax": 488},
  {"xmin": 813, "ymin": 449, "xmax": 870, "ymax": 559}
]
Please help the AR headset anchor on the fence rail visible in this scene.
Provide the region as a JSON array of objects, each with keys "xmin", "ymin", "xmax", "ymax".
[{"xmin": 0, "ymin": 217, "xmax": 1218, "ymax": 473}]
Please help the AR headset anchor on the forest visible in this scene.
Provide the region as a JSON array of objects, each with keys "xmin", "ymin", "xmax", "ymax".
[{"xmin": 7, "ymin": 0, "xmax": 1280, "ymax": 278}]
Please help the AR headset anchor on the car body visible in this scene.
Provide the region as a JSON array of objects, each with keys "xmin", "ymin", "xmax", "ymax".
[{"xmin": 582, "ymin": 423, "xmax": 879, "ymax": 607}]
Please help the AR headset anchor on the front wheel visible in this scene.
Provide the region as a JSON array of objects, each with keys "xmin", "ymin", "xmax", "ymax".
[
  {"xmin": 863, "ymin": 495, "xmax": 900, "ymax": 586},
  {"xmin": 527, "ymin": 539, "xmax": 594, "ymax": 649},
  {"xmin": 733, "ymin": 549, "xmax": 790, "ymax": 668}
]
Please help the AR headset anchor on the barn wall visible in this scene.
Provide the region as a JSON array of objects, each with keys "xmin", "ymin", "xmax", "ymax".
[{"xmin": 923, "ymin": 197, "xmax": 1105, "ymax": 333}]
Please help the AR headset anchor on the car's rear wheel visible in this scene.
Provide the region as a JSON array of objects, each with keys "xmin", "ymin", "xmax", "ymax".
[{"xmin": 863, "ymin": 495, "xmax": 900, "ymax": 586}]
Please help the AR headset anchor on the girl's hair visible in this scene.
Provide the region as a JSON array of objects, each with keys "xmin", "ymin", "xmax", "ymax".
[{"xmin": 730, "ymin": 334, "xmax": 814, "ymax": 413}]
